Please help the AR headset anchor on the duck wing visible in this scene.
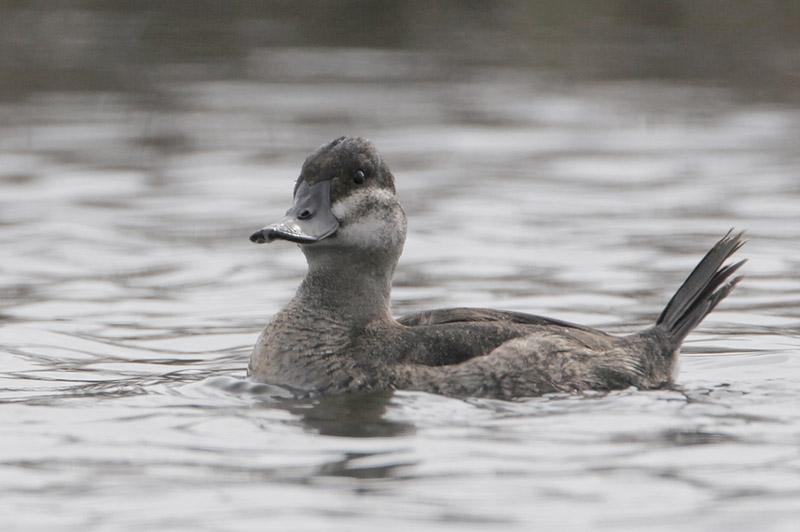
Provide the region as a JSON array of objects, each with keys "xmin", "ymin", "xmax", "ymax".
[{"xmin": 397, "ymin": 307, "xmax": 599, "ymax": 333}]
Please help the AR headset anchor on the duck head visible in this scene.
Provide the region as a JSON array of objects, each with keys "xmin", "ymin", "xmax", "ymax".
[{"xmin": 250, "ymin": 137, "xmax": 407, "ymax": 272}]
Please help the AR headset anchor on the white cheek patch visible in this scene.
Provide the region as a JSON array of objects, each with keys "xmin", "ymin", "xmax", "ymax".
[
  {"xmin": 331, "ymin": 189, "xmax": 406, "ymax": 248},
  {"xmin": 331, "ymin": 188, "xmax": 395, "ymax": 221}
]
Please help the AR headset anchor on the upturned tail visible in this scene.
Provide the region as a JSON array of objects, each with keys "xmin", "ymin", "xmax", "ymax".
[{"xmin": 656, "ymin": 230, "xmax": 746, "ymax": 343}]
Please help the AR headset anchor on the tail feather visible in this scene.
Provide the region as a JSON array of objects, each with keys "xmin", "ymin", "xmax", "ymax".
[{"xmin": 656, "ymin": 230, "xmax": 746, "ymax": 342}]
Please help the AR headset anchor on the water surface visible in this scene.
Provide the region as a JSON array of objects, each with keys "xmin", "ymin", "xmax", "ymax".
[{"xmin": 2, "ymin": 3, "xmax": 800, "ymax": 531}]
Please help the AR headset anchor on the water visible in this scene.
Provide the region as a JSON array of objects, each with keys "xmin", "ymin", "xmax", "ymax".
[{"xmin": 2, "ymin": 3, "xmax": 800, "ymax": 531}]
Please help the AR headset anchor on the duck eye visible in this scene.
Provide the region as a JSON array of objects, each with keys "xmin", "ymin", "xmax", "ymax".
[{"xmin": 353, "ymin": 170, "xmax": 366, "ymax": 185}]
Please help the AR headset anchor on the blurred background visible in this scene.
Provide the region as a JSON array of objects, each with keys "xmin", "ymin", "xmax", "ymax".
[
  {"xmin": 3, "ymin": 0, "xmax": 800, "ymax": 97},
  {"xmin": 3, "ymin": 0, "xmax": 800, "ymax": 164}
]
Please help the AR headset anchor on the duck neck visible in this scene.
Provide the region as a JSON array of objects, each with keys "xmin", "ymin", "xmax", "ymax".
[{"xmin": 294, "ymin": 250, "xmax": 396, "ymax": 326}]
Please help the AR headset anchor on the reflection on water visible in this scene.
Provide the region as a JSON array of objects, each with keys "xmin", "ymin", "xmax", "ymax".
[{"xmin": 2, "ymin": 2, "xmax": 800, "ymax": 532}]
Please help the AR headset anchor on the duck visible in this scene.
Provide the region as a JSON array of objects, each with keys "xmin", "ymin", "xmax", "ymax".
[{"xmin": 248, "ymin": 136, "xmax": 745, "ymax": 400}]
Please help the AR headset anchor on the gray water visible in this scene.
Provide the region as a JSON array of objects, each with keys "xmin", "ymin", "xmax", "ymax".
[{"xmin": 2, "ymin": 3, "xmax": 800, "ymax": 531}]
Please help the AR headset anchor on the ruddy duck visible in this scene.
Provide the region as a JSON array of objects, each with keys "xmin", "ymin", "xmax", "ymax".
[{"xmin": 248, "ymin": 137, "xmax": 745, "ymax": 399}]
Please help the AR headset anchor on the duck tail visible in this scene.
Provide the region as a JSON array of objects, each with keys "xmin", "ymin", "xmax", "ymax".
[{"xmin": 655, "ymin": 230, "xmax": 746, "ymax": 343}]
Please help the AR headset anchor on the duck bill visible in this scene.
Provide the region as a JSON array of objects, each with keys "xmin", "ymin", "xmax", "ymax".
[{"xmin": 250, "ymin": 180, "xmax": 339, "ymax": 244}]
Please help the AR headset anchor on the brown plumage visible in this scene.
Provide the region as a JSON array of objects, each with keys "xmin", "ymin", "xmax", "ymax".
[{"xmin": 248, "ymin": 137, "xmax": 745, "ymax": 399}]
